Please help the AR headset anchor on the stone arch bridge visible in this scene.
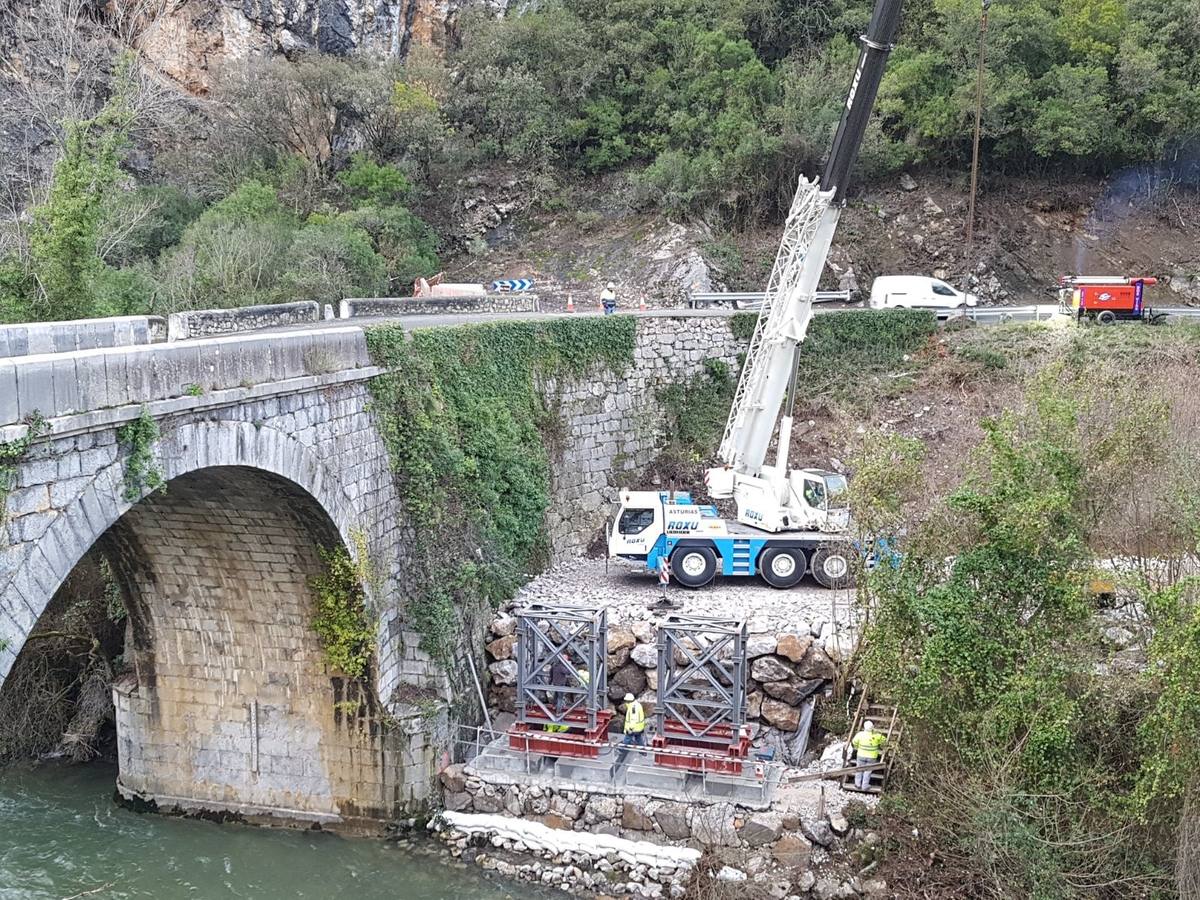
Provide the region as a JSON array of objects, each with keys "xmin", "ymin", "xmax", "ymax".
[{"xmin": 0, "ymin": 312, "xmax": 743, "ymax": 827}]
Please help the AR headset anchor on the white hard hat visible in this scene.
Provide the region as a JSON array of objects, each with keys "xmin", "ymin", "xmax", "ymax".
[
  {"xmin": 607, "ymin": 281, "xmax": 616, "ymax": 290},
  {"xmin": 864, "ymin": 720, "xmax": 875, "ymax": 731},
  {"xmin": 624, "ymin": 693, "xmax": 635, "ymax": 702}
]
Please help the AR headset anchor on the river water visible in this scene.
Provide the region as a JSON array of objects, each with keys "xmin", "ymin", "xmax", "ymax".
[{"xmin": 0, "ymin": 763, "xmax": 529, "ymax": 900}]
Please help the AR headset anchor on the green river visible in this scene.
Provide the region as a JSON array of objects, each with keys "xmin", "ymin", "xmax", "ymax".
[{"xmin": 0, "ymin": 764, "xmax": 530, "ymax": 900}]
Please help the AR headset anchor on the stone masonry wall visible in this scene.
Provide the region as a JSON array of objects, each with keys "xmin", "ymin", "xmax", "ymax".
[
  {"xmin": 339, "ymin": 294, "xmax": 539, "ymax": 318},
  {"xmin": 110, "ymin": 467, "xmax": 435, "ymax": 824},
  {"xmin": 167, "ymin": 301, "xmax": 321, "ymax": 340},
  {"xmin": 544, "ymin": 313, "xmax": 744, "ymax": 558},
  {"xmin": 0, "ymin": 375, "xmax": 444, "ymax": 825}
]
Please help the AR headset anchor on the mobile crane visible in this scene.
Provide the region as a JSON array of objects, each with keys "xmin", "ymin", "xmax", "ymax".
[{"xmin": 608, "ymin": 0, "xmax": 904, "ymax": 590}]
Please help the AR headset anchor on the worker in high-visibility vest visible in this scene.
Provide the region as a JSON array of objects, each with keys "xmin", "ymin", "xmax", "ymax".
[
  {"xmin": 622, "ymin": 692, "xmax": 646, "ymax": 747},
  {"xmin": 851, "ymin": 720, "xmax": 886, "ymax": 789}
]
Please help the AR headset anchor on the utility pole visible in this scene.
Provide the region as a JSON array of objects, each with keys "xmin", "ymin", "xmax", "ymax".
[{"xmin": 966, "ymin": 0, "xmax": 991, "ymax": 248}]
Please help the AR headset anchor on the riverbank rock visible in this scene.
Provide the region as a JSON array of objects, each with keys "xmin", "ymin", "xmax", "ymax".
[
  {"xmin": 761, "ymin": 698, "xmax": 801, "ymax": 731},
  {"xmin": 751, "ymin": 656, "xmax": 794, "ymax": 682},
  {"xmin": 762, "ymin": 677, "xmax": 822, "ymax": 705},
  {"xmin": 746, "ymin": 634, "xmax": 778, "ymax": 658},
  {"xmin": 584, "ymin": 795, "xmax": 620, "ymax": 826},
  {"xmin": 489, "ymin": 660, "xmax": 517, "ymax": 685},
  {"xmin": 803, "ymin": 820, "xmax": 835, "ymax": 848},
  {"xmin": 492, "ymin": 613, "xmax": 517, "ymax": 637},
  {"xmin": 609, "ymin": 628, "xmax": 637, "ymax": 667},
  {"xmin": 632, "ymin": 643, "xmax": 658, "ymax": 668},
  {"xmin": 654, "ymin": 802, "xmax": 691, "ymax": 840},
  {"xmin": 740, "ymin": 811, "xmax": 783, "ymax": 847},
  {"xmin": 440, "ymin": 763, "xmax": 468, "ymax": 793},
  {"xmin": 795, "ymin": 648, "xmax": 836, "ymax": 680},
  {"xmin": 776, "ymin": 634, "xmax": 813, "ymax": 662},
  {"xmin": 691, "ymin": 805, "xmax": 738, "ymax": 846},
  {"xmin": 771, "ymin": 833, "xmax": 812, "ymax": 870},
  {"xmin": 487, "ymin": 635, "xmax": 517, "ymax": 660}
]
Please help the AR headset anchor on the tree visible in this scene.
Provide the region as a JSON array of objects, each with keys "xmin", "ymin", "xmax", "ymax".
[{"xmin": 28, "ymin": 71, "xmax": 135, "ymax": 321}]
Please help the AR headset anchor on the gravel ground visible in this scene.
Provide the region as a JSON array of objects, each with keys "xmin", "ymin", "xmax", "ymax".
[{"xmin": 511, "ymin": 558, "xmax": 860, "ymax": 636}]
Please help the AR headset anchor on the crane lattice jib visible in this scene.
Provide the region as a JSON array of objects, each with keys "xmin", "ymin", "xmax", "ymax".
[
  {"xmin": 718, "ymin": 180, "xmax": 835, "ymax": 473},
  {"xmin": 716, "ymin": 0, "xmax": 904, "ymax": 476}
]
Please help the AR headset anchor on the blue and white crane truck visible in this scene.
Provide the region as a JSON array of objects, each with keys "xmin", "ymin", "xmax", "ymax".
[{"xmin": 608, "ymin": 0, "xmax": 904, "ymax": 590}]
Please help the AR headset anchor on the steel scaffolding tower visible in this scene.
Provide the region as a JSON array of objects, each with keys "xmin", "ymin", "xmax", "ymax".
[
  {"xmin": 655, "ymin": 615, "xmax": 748, "ymax": 752},
  {"xmin": 515, "ymin": 603, "xmax": 608, "ymax": 731}
]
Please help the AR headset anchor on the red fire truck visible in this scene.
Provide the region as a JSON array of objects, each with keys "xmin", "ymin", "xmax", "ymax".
[{"xmin": 1058, "ymin": 275, "xmax": 1164, "ymax": 325}]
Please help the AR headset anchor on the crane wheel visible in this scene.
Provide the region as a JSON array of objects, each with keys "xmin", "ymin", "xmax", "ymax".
[
  {"xmin": 1096, "ymin": 310, "xmax": 1117, "ymax": 326},
  {"xmin": 760, "ymin": 547, "xmax": 806, "ymax": 589},
  {"xmin": 670, "ymin": 547, "xmax": 717, "ymax": 589},
  {"xmin": 812, "ymin": 546, "xmax": 854, "ymax": 589}
]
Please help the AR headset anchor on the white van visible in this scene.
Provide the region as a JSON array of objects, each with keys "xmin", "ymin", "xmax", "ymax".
[{"xmin": 869, "ymin": 276, "xmax": 978, "ymax": 310}]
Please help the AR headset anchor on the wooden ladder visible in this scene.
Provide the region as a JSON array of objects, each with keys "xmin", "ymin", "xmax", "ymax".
[{"xmin": 840, "ymin": 693, "xmax": 903, "ymax": 795}]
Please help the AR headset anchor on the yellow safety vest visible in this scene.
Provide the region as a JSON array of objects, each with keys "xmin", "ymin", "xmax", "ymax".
[
  {"xmin": 852, "ymin": 730, "xmax": 886, "ymax": 760},
  {"xmin": 625, "ymin": 700, "xmax": 646, "ymax": 734}
]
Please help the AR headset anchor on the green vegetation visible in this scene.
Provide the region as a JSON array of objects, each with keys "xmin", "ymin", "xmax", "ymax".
[
  {"xmin": 116, "ymin": 407, "xmax": 164, "ymax": 502},
  {"xmin": 658, "ymin": 358, "xmax": 737, "ymax": 467},
  {"xmin": 309, "ymin": 532, "xmax": 377, "ymax": 681},
  {"xmin": 851, "ymin": 352, "xmax": 1200, "ymax": 895},
  {"xmin": 0, "ymin": 413, "xmax": 49, "ymax": 528},
  {"xmin": 365, "ymin": 317, "xmax": 637, "ymax": 662}
]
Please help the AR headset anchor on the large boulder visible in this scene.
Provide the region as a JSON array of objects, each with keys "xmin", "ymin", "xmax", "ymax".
[
  {"xmin": 631, "ymin": 643, "xmax": 658, "ymax": 668},
  {"xmin": 776, "ymin": 633, "xmax": 813, "ymax": 663},
  {"xmin": 622, "ymin": 797, "xmax": 655, "ymax": 831},
  {"xmin": 751, "ymin": 656, "xmax": 794, "ymax": 683},
  {"xmin": 803, "ymin": 820, "xmax": 835, "ymax": 847},
  {"xmin": 609, "ymin": 664, "xmax": 648, "ymax": 701},
  {"xmin": 490, "ymin": 685, "xmax": 516, "ymax": 713},
  {"xmin": 746, "ymin": 634, "xmax": 778, "ymax": 659},
  {"xmin": 771, "ymin": 833, "xmax": 812, "ymax": 870},
  {"xmin": 444, "ymin": 791, "xmax": 472, "ymax": 812},
  {"xmin": 747, "ymin": 690, "xmax": 763, "ymax": 719},
  {"xmin": 740, "ymin": 811, "xmax": 783, "ymax": 847},
  {"xmin": 491, "ymin": 613, "xmax": 516, "ymax": 637},
  {"xmin": 439, "ymin": 763, "xmax": 467, "ymax": 793},
  {"xmin": 692, "ymin": 804, "xmax": 739, "ymax": 846},
  {"xmin": 795, "ymin": 648, "xmax": 836, "ymax": 680},
  {"xmin": 762, "ymin": 698, "xmax": 801, "ymax": 731},
  {"xmin": 654, "ymin": 801, "xmax": 692, "ymax": 840},
  {"xmin": 486, "ymin": 635, "xmax": 517, "ymax": 660},
  {"xmin": 488, "ymin": 659, "xmax": 518, "ymax": 685},
  {"xmin": 584, "ymin": 795, "xmax": 621, "ymax": 826},
  {"xmin": 762, "ymin": 677, "xmax": 823, "ymax": 706},
  {"xmin": 608, "ymin": 628, "xmax": 638, "ymax": 668},
  {"xmin": 632, "ymin": 621, "xmax": 655, "ymax": 643}
]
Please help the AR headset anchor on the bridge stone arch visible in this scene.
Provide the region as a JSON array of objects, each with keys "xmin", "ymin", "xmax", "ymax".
[{"xmin": 0, "ymin": 414, "xmax": 440, "ymax": 824}]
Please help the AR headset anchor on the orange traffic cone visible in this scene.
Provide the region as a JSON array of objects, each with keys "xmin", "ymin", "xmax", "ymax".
[
  {"xmin": 566, "ymin": 294, "xmax": 575, "ymax": 313},
  {"xmin": 639, "ymin": 294, "xmax": 648, "ymax": 312}
]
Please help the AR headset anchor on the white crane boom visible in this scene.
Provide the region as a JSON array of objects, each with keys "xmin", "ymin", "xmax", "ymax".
[{"xmin": 706, "ymin": 0, "xmax": 904, "ymax": 533}]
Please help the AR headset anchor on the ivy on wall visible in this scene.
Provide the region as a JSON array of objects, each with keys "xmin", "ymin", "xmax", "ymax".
[
  {"xmin": 310, "ymin": 530, "xmax": 377, "ymax": 680},
  {"xmin": 365, "ymin": 317, "xmax": 637, "ymax": 663},
  {"xmin": 0, "ymin": 412, "xmax": 48, "ymax": 530},
  {"xmin": 116, "ymin": 407, "xmax": 164, "ymax": 502}
]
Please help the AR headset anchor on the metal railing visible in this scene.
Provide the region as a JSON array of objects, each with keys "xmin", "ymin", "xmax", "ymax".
[
  {"xmin": 689, "ymin": 290, "xmax": 851, "ymax": 309},
  {"xmin": 453, "ymin": 723, "xmax": 783, "ymax": 804}
]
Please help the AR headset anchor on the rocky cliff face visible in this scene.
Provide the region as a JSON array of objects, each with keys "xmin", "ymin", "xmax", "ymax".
[{"xmin": 138, "ymin": 0, "xmax": 504, "ymax": 94}]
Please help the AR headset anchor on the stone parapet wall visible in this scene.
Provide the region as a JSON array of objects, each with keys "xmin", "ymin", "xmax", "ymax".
[
  {"xmin": 340, "ymin": 295, "xmax": 540, "ymax": 318},
  {"xmin": 0, "ymin": 315, "xmax": 165, "ymax": 358},
  {"xmin": 0, "ymin": 327, "xmax": 372, "ymax": 428},
  {"xmin": 168, "ymin": 301, "xmax": 321, "ymax": 340},
  {"xmin": 545, "ymin": 313, "xmax": 743, "ymax": 558}
]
